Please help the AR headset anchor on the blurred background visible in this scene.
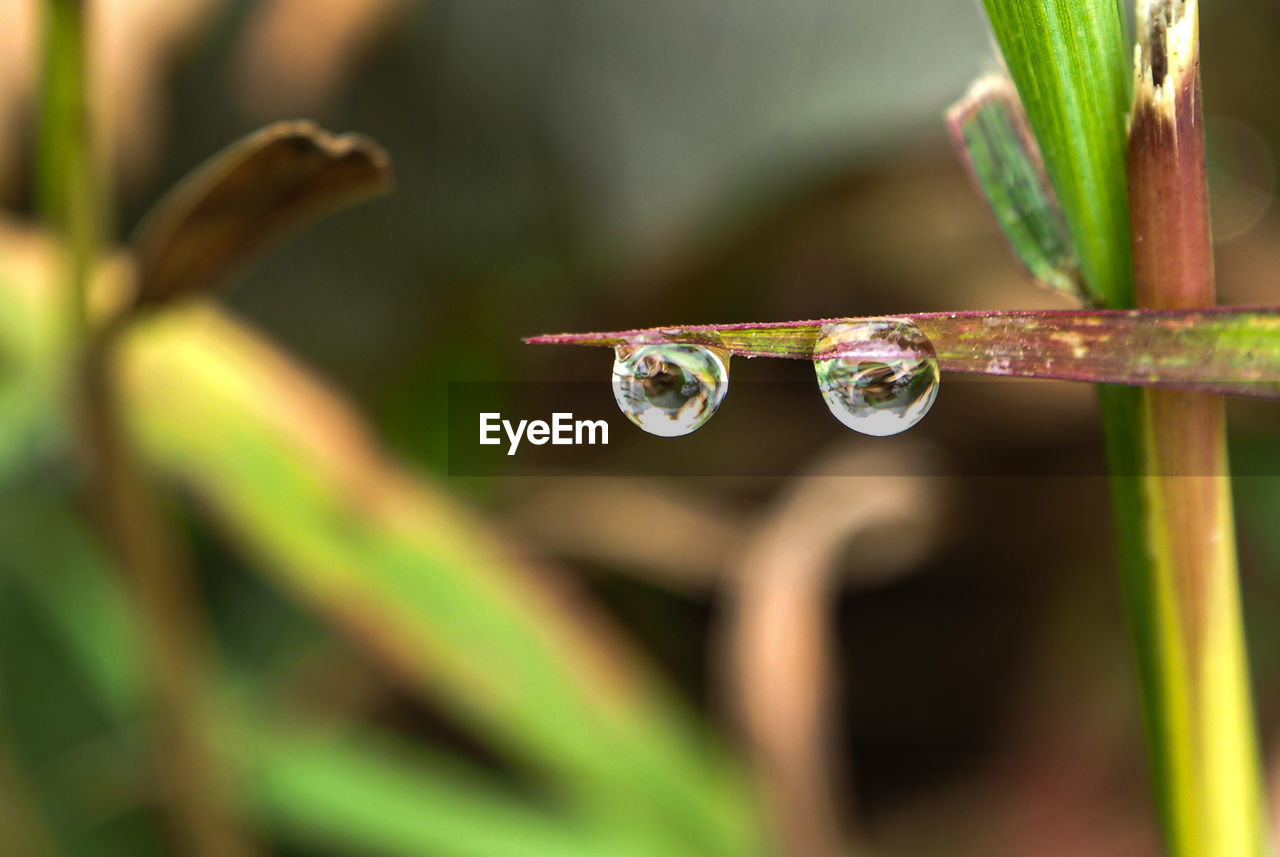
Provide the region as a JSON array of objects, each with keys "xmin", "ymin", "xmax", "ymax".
[{"xmin": 0, "ymin": 1, "xmax": 1278, "ymax": 856}]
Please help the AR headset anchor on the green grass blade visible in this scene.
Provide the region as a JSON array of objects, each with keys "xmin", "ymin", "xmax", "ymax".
[
  {"xmin": 0, "ymin": 493, "xmax": 144, "ymax": 721},
  {"xmin": 0, "ymin": 490, "xmax": 674, "ymax": 857},
  {"xmin": 528, "ymin": 308, "xmax": 1280, "ymax": 399},
  {"xmin": 947, "ymin": 75, "xmax": 1084, "ymax": 301},
  {"xmin": 0, "ymin": 190, "xmax": 762, "ymax": 857},
  {"xmin": 0, "ymin": 501, "xmax": 142, "ymax": 857},
  {"xmin": 976, "ymin": 10, "xmax": 1166, "ymax": 844},
  {"xmin": 240, "ymin": 726, "xmax": 650, "ymax": 857},
  {"xmin": 116, "ymin": 304, "xmax": 760, "ymax": 857},
  {"xmin": 980, "ymin": 0, "xmax": 1133, "ymax": 307}
]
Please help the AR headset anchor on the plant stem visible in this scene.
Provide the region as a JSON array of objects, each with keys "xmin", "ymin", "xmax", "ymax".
[
  {"xmin": 35, "ymin": 0, "xmax": 94, "ymax": 335},
  {"xmin": 1122, "ymin": 2, "xmax": 1266, "ymax": 854},
  {"xmin": 976, "ymin": 3, "xmax": 1266, "ymax": 853},
  {"xmin": 34, "ymin": 2, "xmax": 258, "ymax": 854}
]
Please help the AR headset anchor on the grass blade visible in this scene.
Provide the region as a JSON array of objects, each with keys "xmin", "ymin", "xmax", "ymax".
[
  {"xmin": 980, "ymin": 0, "xmax": 1133, "ymax": 308},
  {"xmin": 528, "ymin": 308, "xmax": 1280, "ymax": 398},
  {"xmin": 116, "ymin": 303, "xmax": 760, "ymax": 857},
  {"xmin": 0, "ymin": 192, "xmax": 761, "ymax": 857},
  {"xmin": 240, "ymin": 725, "xmax": 650, "ymax": 857},
  {"xmin": 0, "ymin": 492, "xmax": 144, "ymax": 722},
  {"xmin": 0, "ymin": 492, "xmax": 667, "ymax": 857},
  {"xmin": 947, "ymin": 75, "xmax": 1084, "ymax": 301}
]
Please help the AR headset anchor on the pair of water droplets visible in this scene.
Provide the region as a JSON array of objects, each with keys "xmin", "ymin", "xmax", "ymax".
[{"xmin": 612, "ymin": 319, "xmax": 940, "ymax": 437}]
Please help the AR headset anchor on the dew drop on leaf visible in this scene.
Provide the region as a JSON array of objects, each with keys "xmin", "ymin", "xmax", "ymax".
[
  {"xmin": 612, "ymin": 344, "xmax": 729, "ymax": 436},
  {"xmin": 814, "ymin": 319, "xmax": 940, "ymax": 436}
]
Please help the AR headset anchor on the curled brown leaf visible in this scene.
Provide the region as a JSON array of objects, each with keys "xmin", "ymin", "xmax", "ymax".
[{"xmin": 130, "ymin": 121, "xmax": 392, "ymax": 307}]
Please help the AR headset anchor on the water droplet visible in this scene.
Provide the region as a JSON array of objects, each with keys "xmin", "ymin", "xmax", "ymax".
[
  {"xmin": 612, "ymin": 344, "xmax": 729, "ymax": 436},
  {"xmin": 814, "ymin": 319, "xmax": 939, "ymax": 436}
]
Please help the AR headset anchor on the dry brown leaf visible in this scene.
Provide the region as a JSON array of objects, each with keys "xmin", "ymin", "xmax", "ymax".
[{"xmin": 130, "ymin": 121, "xmax": 392, "ymax": 306}]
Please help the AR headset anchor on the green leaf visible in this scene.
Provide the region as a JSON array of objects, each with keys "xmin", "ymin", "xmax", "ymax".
[
  {"xmin": 240, "ymin": 725, "xmax": 651, "ymax": 857},
  {"xmin": 0, "ymin": 495, "xmax": 148, "ymax": 857},
  {"xmin": 980, "ymin": 0, "xmax": 1133, "ymax": 307},
  {"xmin": 0, "ymin": 490, "xmax": 702, "ymax": 857},
  {"xmin": 947, "ymin": 75, "xmax": 1084, "ymax": 301},
  {"xmin": 116, "ymin": 303, "xmax": 761, "ymax": 857},
  {"xmin": 0, "ymin": 194, "xmax": 761, "ymax": 857},
  {"xmin": 0, "ymin": 493, "xmax": 143, "ymax": 722}
]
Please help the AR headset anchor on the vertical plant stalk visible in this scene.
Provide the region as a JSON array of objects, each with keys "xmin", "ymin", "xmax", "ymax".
[
  {"xmin": 34, "ymin": 2, "xmax": 257, "ymax": 855},
  {"xmin": 35, "ymin": 0, "xmax": 95, "ymax": 336},
  {"xmin": 976, "ymin": 2, "xmax": 1263, "ymax": 852},
  {"xmin": 1125, "ymin": 2, "xmax": 1267, "ymax": 854}
]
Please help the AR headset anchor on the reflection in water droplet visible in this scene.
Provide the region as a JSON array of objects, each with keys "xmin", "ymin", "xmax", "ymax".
[
  {"xmin": 814, "ymin": 319, "xmax": 939, "ymax": 436},
  {"xmin": 612, "ymin": 344, "xmax": 729, "ymax": 436}
]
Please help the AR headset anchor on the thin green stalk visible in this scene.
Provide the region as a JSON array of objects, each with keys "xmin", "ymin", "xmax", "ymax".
[
  {"xmin": 35, "ymin": 0, "xmax": 95, "ymax": 335},
  {"xmin": 35, "ymin": 2, "xmax": 260, "ymax": 854}
]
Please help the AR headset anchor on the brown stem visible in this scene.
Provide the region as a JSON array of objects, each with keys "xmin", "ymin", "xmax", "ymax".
[
  {"xmin": 1129, "ymin": 5, "xmax": 1213, "ymax": 311},
  {"xmin": 1125, "ymin": 1, "xmax": 1265, "ymax": 854},
  {"xmin": 1128, "ymin": 0, "xmax": 1220, "ymax": 660}
]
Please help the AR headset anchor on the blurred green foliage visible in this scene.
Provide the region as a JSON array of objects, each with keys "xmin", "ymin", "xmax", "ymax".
[{"xmin": 2, "ymin": 2, "xmax": 1279, "ymax": 856}]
